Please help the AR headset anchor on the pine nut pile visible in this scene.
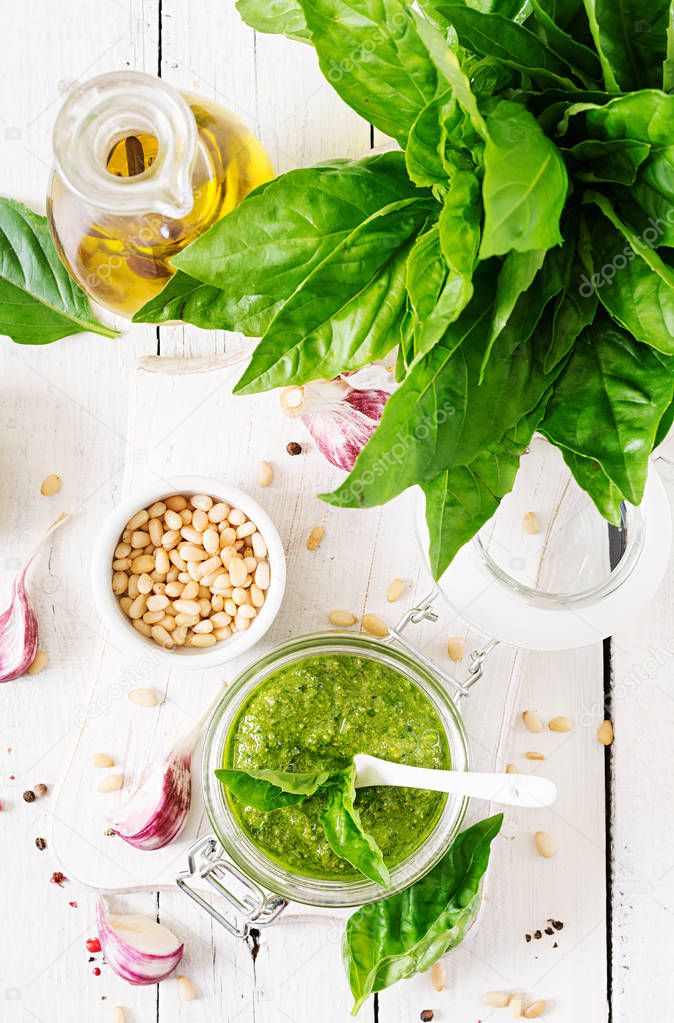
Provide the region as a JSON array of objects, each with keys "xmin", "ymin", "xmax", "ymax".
[{"xmin": 111, "ymin": 494, "xmax": 270, "ymax": 650}]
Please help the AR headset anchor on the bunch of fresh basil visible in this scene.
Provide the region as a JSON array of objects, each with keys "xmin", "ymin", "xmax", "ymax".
[{"xmin": 134, "ymin": 0, "xmax": 674, "ymax": 577}]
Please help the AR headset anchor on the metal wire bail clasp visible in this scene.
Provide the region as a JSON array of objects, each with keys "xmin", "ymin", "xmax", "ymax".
[
  {"xmin": 389, "ymin": 587, "xmax": 498, "ymax": 698},
  {"xmin": 177, "ymin": 836, "xmax": 287, "ymax": 938}
]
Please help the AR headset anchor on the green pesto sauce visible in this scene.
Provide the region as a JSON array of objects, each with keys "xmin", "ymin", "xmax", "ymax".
[{"xmin": 223, "ymin": 653, "xmax": 449, "ymax": 880}]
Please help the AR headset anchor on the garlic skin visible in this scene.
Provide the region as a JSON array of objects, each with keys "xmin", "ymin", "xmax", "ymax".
[
  {"xmin": 109, "ymin": 686, "xmax": 225, "ymax": 851},
  {"xmin": 280, "ymin": 368, "xmax": 393, "ymax": 472},
  {"xmin": 97, "ymin": 898, "xmax": 184, "ymax": 985},
  {"xmin": 0, "ymin": 514, "xmax": 67, "ymax": 683}
]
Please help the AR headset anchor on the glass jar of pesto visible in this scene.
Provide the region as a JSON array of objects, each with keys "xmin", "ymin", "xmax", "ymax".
[{"xmin": 183, "ymin": 632, "xmax": 470, "ymax": 929}]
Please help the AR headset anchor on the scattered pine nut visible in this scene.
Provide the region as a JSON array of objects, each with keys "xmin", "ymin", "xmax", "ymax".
[
  {"xmin": 177, "ymin": 975, "xmax": 197, "ymax": 1001},
  {"xmin": 258, "ymin": 460, "xmax": 273, "ymax": 487},
  {"xmin": 329, "ymin": 610, "xmax": 357, "ymax": 627},
  {"xmin": 522, "ymin": 511, "xmax": 539, "ymax": 534},
  {"xmin": 505, "ymin": 763, "xmax": 518, "ymax": 774},
  {"xmin": 362, "ymin": 613, "xmax": 389, "ymax": 637},
  {"xmin": 40, "ymin": 474, "xmax": 62, "ymax": 496},
  {"xmin": 447, "ymin": 636, "xmax": 466, "ymax": 662},
  {"xmin": 483, "ymin": 991, "xmax": 510, "ymax": 1008},
  {"xmin": 549, "ymin": 715, "xmax": 573, "ymax": 733},
  {"xmin": 598, "ymin": 719, "xmax": 614, "ymax": 746},
  {"xmin": 430, "ymin": 960, "xmax": 445, "ymax": 992},
  {"xmin": 525, "ymin": 751, "xmax": 545, "ymax": 761},
  {"xmin": 534, "ymin": 831, "xmax": 555, "ymax": 858},
  {"xmin": 110, "ymin": 1009, "xmax": 125, "ymax": 1023},
  {"xmin": 307, "ymin": 525, "xmax": 325, "ymax": 550},
  {"xmin": 92, "ymin": 753, "xmax": 115, "ymax": 768},
  {"xmin": 509, "ymin": 994, "xmax": 523, "ymax": 1018},
  {"xmin": 387, "ymin": 578, "xmax": 405, "ymax": 603},
  {"xmin": 27, "ymin": 650, "xmax": 49, "ymax": 675},
  {"xmin": 524, "ymin": 1000, "xmax": 547, "ymax": 1019},
  {"xmin": 522, "ymin": 710, "xmax": 543, "ymax": 733},
  {"xmin": 128, "ymin": 688, "xmax": 158, "ymax": 707},
  {"xmin": 98, "ymin": 774, "xmax": 124, "ymax": 793}
]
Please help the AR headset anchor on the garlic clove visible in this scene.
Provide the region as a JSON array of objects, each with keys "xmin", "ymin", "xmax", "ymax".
[
  {"xmin": 97, "ymin": 898, "xmax": 184, "ymax": 985},
  {"xmin": 0, "ymin": 514, "xmax": 67, "ymax": 683}
]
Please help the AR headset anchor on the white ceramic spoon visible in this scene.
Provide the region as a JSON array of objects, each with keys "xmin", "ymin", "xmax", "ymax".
[{"xmin": 353, "ymin": 753, "xmax": 557, "ymax": 809}]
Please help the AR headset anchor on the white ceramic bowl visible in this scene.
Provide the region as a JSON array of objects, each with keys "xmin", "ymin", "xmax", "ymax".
[{"xmin": 91, "ymin": 475, "xmax": 286, "ymax": 669}]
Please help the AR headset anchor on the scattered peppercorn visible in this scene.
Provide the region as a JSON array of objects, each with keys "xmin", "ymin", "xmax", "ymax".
[
  {"xmin": 525, "ymin": 933, "xmax": 532, "ymax": 942},
  {"xmin": 35, "ymin": 837, "xmax": 47, "ymax": 850},
  {"xmin": 286, "ymin": 441, "xmax": 302, "ymax": 456},
  {"xmin": 86, "ymin": 938, "xmax": 102, "ymax": 954},
  {"xmin": 544, "ymin": 926, "xmax": 554, "ymax": 935},
  {"xmin": 553, "ymin": 942, "xmax": 559, "ymax": 948},
  {"xmin": 50, "ymin": 871, "xmax": 66, "ymax": 886},
  {"xmin": 23, "ymin": 789, "xmax": 36, "ymax": 803},
  {"xmin": 34, "ymin": 783, "xmax": 48, "ymax": 798},
  {"xmin": 420, "ymin": 1011, "xmax": 434, "ymax": 1021},
  {"xmin": 92, "ymin": 967, "xmax": 101, "ymax": 977},
  {"xmin": 550, "ymin": 919, "xmax": 564, "ymax": 931},
  {"xmin": 534, "ymin": 930, "xmax": 542, "ymax": 940}
]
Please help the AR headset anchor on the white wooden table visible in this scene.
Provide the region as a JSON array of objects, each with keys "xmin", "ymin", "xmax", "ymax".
[{"xmin": 0, "ymin": 2, "xmax": 672, "ymax": 1020}]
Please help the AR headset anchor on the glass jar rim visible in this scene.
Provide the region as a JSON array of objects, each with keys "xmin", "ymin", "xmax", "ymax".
[{"xmin": 201, "ymin": 631, "xmax": 471, "ymax": 908}]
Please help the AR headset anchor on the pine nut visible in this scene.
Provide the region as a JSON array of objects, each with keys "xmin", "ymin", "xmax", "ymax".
[
  {"xmin": 147, "ymin": 501, "xmax": 166, "ymax": 519},
  {"xmin": 258, "ymin": 461, "xmax": 273, "ymax": 487},
  {"xmin": 234, "ymin": 614, "xmax": 251, "ymax": 631},
  {"xmin": 110, "ymin": 1007, "xmax": 126, "ymax": 1023},
  {"xmin": 228, "ymin": 507, "xmax": 246, "ymax": 526},
  {"xmin": 115, "ymin": 542, "xmax": 131, "ymax": 559},
  {"xmin": 143, "ymin": 610, "xmax": 165, "ymax": 625},
  {"xmin": 181, "ymin": 525, "xmax": 202, "ymax": 545},
  {"xmin": 231, "ymin": 587, "xmax": 248, "ymax": 606},
  {"xmin": 534, "ymin": 831, "xmax": 555, "ymax": 858},
  {"xmin": 169, "ymin": 550, "xmax": 187, "ymax": 571},
  {"xmin": 208, "ymin": 502, "xmax": 229, "ymax": 523},
  {"xmin": 229, "ymin": 558, "xmax": 247, "ymax": 586},
  {"xmin": 191, "ymin": 494, "xmax": 213, "ymax": 512},
  {"xmin": 98, "ymin": 774, "xmax": 124, "ymax": 793},
  {"xmin": 120, "ymin": 596, "xmax": 132, "ymax": 614},
  {"xmin": 251, "ymin": 532, "xmax": 267, "ymax": 558},
  {"xmin": 523, "ymin": 710, "xmax": 543, "ymax": 733},
  {"xmin": 128, "ymin": 594, "xmax": 148, "ymax": 619},
  {"xmin": 166, "ymin": 495, "xmax": 187, "ymax": 512},
  {"xmin": 162, "ymin": 528, "xmax": 181, "ymax": 549},
  {"xmin": 430, "ymin": 960, "xmax": 445, "ymax": 992},
  {"xmin": 196, "ymin": 555, "xmax": 223, "ymax": 579},
  {"xmin": 192, "ymin": 509, "xmax": 209, "ymax": 532},
  {"xmin": 126, "ymin": 509, "xmax": 149, "ymax": 531},
  {"xmin": 146, "ymin": 594, "xmax": 169, "ymax": 612},
  {"xmin": 250, "ymin": 585, "xmax": 265, "ymax": 608},
  {"xmin": 598, "ymin": 719, "xmax": 614, "ymax": 746},
  {"xmin": 174, "ymin": 626, "xmax": 188, "ymax": 646},
  {"xmin": 509, "ymin": 994, "xmax": 523, "ymax": 1018},
  {"xmin": 214, "ymin": 626, "xmax": 232, "ymax": 640},
  {"xmin": 211, "ymin": 594, "xmax": 224, "ymax": 612},
  {"xmin": 362, "ymin": 614, "xmax": 388, "ymax": 637},
  {"xmin": 151, "ymin": 625, "xmax": 174, "ymax": 649},
  {"xmin": 505, "ymin": 763, "xmax": 518, "ymax": 774},
  {"xmin": 329, "ymin": 610, "xmax": 357, "ymax": 627},
  {"xmin": 160, "ymin": 615, "xmax": 176, "ymax": 632},
  {"xmin": 174, "ymin": 599, "xmax": 200, "ymax": 616},
  {"xmin": 307, "ymin": 525, "xmax": 325, "ymax": 550},
  {"xmin": 387, "ymin": 578, "xmax": 405, "ymax": 603},
  {"xmin": 179, "ymin": 543, "xmax": 209, "ymax": 563},
  {"xmin": 203, "ymin": 528, "xmax": 220, "ymax": 554},
  {"xmin": 113, "ymin": 558, "xmax": 131, "ymax": 571},
  {"xmin": 92, "ymin": 753, "xmax": 115, "ymax": 768},
  {"xmin": 133, "ymin": 619, "xmax": 152, "ymax": 637},
  {"xmin": 522, "ymin": 511, "xmax": 539, "ymax": 534},
  {"xmin": 193, "ymin": 619, "xmax": 214, "ymax": 634},
  {"xmin": 175, "ymin": 613, "xmax": 200, "ymax": 627},
  {"xmin": 220, "ymin": 527, "xmax": 236, "ymax": 547},
  {"xmin": 40, "ymin": 473, "xmax": 62, "ymax": 496},
  {"xmin": 136, "ymin": 573, "xmax": 152, "ymax": 594},
  {"xmin": 255, "ymin": 561, "xmax": 270, "ymax": 590},
  {"xmin": 549, "ymin": 715, "xmax": 573, "ymax": 732},
  {"xmin": 180, "ymin": 508, "xmax": 193, "ymax": 524},
  {"xmin": 190, "ymin": 633, "xmax": 217, "ymax": 647},
  {"xmin": 483, "ymin": 991, "xmax": 510, "ymax": 1008},
  {"xmin": 237, "ymin": 521, "xmax": 256, "ymax": 539},
  {"xmin": 164, "ymin": 509, "xmax": 183, "ymax": 531},
  {"xmin": 28, "ymin": 650, "xmax": 49, "ymax": 675},
  {"xmin": 211, "ymin": 612, "xmax": 232, "ymax": 629},
  {"xmin": 112, "ymin": 571, "xmax": 129, "ymax": 595},
  {"xmin": 447, "ymin": 636, "xmax": 465, "ymax": 662},
  {"xmin": 525, "ymin": 751, "xmax": 545, "ymax": 760},
  {"xmin": 131, "ymin": 530, "xmax": 150, "ymax": 548},
  {"xmin": 177, "ymin": 975, "xmax": 197, "ymax": 1001},
  {"xmin": 524, "ymin": 1000, "xmax": 546, "ymax": 1018},
  {"xmin": 128, "ymin": 688, "xmax": 158, "ymax": 707},
  {"xmin": 238, "ymin": 604, "xmax": 257, "ymax": 619},
  {"xmin": 131, "ymin": 554, "xmax": 155, "ymax": 575},
  {"xmin": 155, "ymin": 549, "xmax": 170, "ymax": 575},
  {"xmin": 128, "ymin": 575, "xmax": 140, "ymax": 599}
]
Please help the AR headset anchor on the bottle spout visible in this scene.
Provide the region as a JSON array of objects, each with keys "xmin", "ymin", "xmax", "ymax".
[{"xmin": 53, "ymin": 71, "xmax": 198, "ymax": 219}]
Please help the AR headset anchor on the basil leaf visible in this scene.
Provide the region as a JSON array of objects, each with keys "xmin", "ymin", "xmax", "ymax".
[
  {"xmin": 580, "ymin": 209, "xmax": 674, "ymax": 356},
  {"xmin": 438, "ymin": 169, "xmax": 482, "ymax": 277},
  {"xmin": 423, "ymin": 434, "xmax": 524, "ymax": 577},
  {"xmin": 344, "ymin": 814, "xmax": 503, "ymax": 1015},
  {"xmin": 234, "ymin": 197, "xmax": 431, "ymax": 394},
  {"xmin": 297, "ymin": 0, "xmax": 437, "ymax": 145},
  {"xmin": 323, "ymin": 270, "xmax": 556, "ymax": 509},
  {"xmin": 161, "ymin": 153, "xmax": 420, "ymax": 336},
  {"xmin": 406, "ymin": 94, "xmax": 454, "ymax": 188},
  {"xmin": 565, "ymin": 138, "xmax": 651, "ymax": 186},
  {"xmin": 633, "ymin": 147, "xmax": 674, "ymax": 247},
  {"xmin": 215, "ymin": 767, "xmax": 334, "ymax": 810},
  {"xmin": 479, "ymin": 100, "xmax": 568, "ymax": 259},
  {"xmin": 0, "ymin": 198, "xmax": 117, "ymax": 345},
  {"xmin": 541, "ymin": 314, "xmax": 674, "ymax": 503},
  {"xmin": 555, "ymin": 445, "xmax": 624, "ymax": 524},
  {"xmin": 423, "ymin": 0, "xmax": 533, "ymax": 20},
  {"xmin": 236, "ymin": 0, "xmax": 311, "ymax": 41},
  {"xmin": 488, "ymin": 248, "xmax": 548, "ymax": 349},
  {"xmin": 407, "ymin": 223, "xmax": 474, "ymax": 360},
  {"xmin": 528, "ymin": 0, "xmax": 601, "ymax": 83},
  {"xmin": 131, "ymin": 271, "xmax": 232, "ymax": 330},
  {"xmin": 319, "ymin": 765, "xmax": 390, "ymax": 888},
  {"xmin": 430, "ymin": 5, "xmax": 579, "ymax": 87},
  {"xmin": 545, "ymin": 267, "xmax": 597, "ymax": 373},
  {"xmin": 581, "ymin": 0, "xmax": 670, "ymax": 91},
  {"xmin": 581, "ymin": 91, "xmax": 674, "ymax": 146},
  {"xmin": 412, "ymin": 13, "xmax": 488, "ymax": 139},
  {"xmin": 664, "ymin": 1, "xmax": 674, "ymax": 91}
]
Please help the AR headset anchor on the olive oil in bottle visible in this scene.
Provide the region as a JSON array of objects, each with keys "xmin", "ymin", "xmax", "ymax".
[{"xmin": 48, "ymin": 73, "xmax": 273, "ymax": 318}]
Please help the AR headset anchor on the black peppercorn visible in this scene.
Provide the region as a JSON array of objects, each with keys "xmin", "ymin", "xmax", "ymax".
[
  {"xmin": 420, "ymin": 1011, "xmax": 434, "ymax": 1021},
  {"xmin": 23, "ymin": 789, "xmax": 36, "ymax": 803},
  {"xmin": 35, "ymin": 837, "xmax": 47, "ymax": 850},
  {"xmin": 286, "ymin": 441, "xmax": 302, "ymax": 456},
  {"xmin": 34, "ymin": 783, "xmax": 48, "ymax": 798},
  {"xmin": 534, "ymin": 929, "xmax": 542, "ymax": 940}
]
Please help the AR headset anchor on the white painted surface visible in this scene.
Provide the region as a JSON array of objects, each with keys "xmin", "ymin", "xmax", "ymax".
[{"xmin": 0, "ymin": 2, "xmax": 666, "ymax": 1020}]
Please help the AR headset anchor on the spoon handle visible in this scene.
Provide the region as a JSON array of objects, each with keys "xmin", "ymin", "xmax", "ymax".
[{"xmin": 353, "ymin": 754, "xmax": 556, "ymax": 809}]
